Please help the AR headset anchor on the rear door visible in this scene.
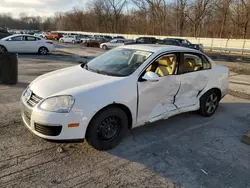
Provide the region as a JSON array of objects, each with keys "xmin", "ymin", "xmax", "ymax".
[
  {"xmin": 174, "ymin": 52, "xmax": 212, "ymax": 108},
  {"xmin": 25, "ymin": 36, "xmax": 40, "ymax": 52}
]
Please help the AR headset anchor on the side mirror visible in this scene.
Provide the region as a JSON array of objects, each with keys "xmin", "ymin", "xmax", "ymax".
[{"xmin": 142, "ymin": 71, "xmax": 159, "ymax": 82}]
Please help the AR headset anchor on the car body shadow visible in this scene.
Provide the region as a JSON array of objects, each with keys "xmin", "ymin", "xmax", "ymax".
[
  {"xmin": 107, "ymin": 102, "xmax": 250, "ymax": 188},
  {"xmin": 17, "ymin": 53, "xmax": 95, "ymax": 64},
  {"xmin": 0, "ymin": 81, "xmax": 29, "ymax": 88}
]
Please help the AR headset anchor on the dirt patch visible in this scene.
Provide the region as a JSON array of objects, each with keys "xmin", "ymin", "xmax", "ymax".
[{"xmin": 216, "ymin": 61, "xmax": 250, "ymax": 75}]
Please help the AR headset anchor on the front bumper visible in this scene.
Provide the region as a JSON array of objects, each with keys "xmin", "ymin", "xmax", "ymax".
[{"xmin": 20, "ymin": 97, "xmax": 88, "ymax": 141}]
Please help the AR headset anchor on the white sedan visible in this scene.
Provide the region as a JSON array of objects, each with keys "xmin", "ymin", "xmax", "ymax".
[
  {"xmin": 100, "ymin": 39, "xmax": 133, "ymax": 50},
  {"xmin": 21, "ymin": 45, "xmax": 229, "ymax": 150},
  {"xmin": 59, "ymin": 35, "xmax": 81, "ymax": 44},
  {"xmin": 0, "ymin": 34, "xmax": 54, "ymax": 55}
]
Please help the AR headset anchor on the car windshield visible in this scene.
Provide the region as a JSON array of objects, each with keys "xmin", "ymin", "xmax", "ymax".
[{"xmin": 84, "ymin": 48, "xmax": 153, "ymax": 77}]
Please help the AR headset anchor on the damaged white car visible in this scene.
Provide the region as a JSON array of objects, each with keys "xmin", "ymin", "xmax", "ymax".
[{"xmin": 21, "ymin": 45, "xmax": 229, "ymax": 150}]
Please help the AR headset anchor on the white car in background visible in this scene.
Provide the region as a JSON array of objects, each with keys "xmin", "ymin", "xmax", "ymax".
[
  {"xmin": 0, "ymin": 34, "xmax": 55, "ymax": 55},
  {"xmin": 34, "ymin": 32, "xmax": 48, "ymax": 38},
  {"xmin": 100, "ymin": 39, "xmax": 132, "ymax": 50},
  {"xmin": 21, "ymin": 45, "xmax": 229, "ymax": 150},
  {"xmin": 59, "ymin": 35, "xmax": 81, "ymax": 44}
]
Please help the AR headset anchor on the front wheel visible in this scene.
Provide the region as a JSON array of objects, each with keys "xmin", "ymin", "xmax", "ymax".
[
  {"xmin": 38, "ymin": 47, "xmax": 48, "ymax": 55},
  {"xmin": 72, "ymin": 40, "xmax": 75, "ymax": 44},
  {"xmin": 102, "ymin": 45, "xmax": 108, "ymax": 50},
  {"xmin": 199, "ymin": 90, "xmax": 220, "ymax": 117},
  {"xmin": 86, "ymin": 107, "xmax": 128, "ymax": 151},
  {"xmin": 0, "ymin": 45, "xmax": 7, "ymax": 53}
]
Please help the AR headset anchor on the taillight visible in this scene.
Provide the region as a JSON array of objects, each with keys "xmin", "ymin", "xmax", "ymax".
[{"xmin": 46, "ymin": 41, "xmax": 53, "ymax": 44}]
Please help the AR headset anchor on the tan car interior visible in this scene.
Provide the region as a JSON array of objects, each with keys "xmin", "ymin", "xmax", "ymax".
[
  {"xmin": 146, "ymin": 55, "xmax": 176, "ymax": 77},
  {"xmin": 146, "ymin": 55, "xmax": 202, "ymax": 76},
  {"xmin": 179, "ymin": 57, "xmax": 202, "ymax": 74}
]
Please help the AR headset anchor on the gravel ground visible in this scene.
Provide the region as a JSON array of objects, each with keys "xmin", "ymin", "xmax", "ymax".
[{"xmin": 0, "ymin": 52, "xmax": 249, "ymax": 188}]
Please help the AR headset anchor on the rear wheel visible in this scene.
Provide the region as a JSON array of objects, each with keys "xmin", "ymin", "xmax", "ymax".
[
  {"xmin": 38, "ymin": 47, "xmax": 48, "ymax": 55},
  {"xmin": 199, "ymin": 90, "xmax": 220, "ymax": 117},
  {"xmin": 86, "ymin": 107, "xmax": 128, "ymax": 151},
  {"xmin": 0, "ymin": 45, "xmax": 7, "ymax": 53},
  {"xmin": 102, "ymin": 45, "xmax": 108, "ymax": 50}
]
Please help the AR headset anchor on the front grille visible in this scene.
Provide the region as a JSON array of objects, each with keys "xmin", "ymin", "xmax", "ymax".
[
  {"xmin": 34, "ymin": 123, "xmax": 62, "ymax": 136},
  {"xmin": 27, "ymin": 93, "xmax": 43, "ymax": 107}
]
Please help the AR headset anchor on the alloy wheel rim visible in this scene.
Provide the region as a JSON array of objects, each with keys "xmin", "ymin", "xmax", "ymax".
[
  {"xmin": 0, "ymin": 47, "xmax": 5, "ymax": 53},
  {"xmin": 97, "ymin": 116, "xmax": 120, "ymax": 141},
  {"xmin": 40, "ymin": 48, "xmax": 47, "ymax": 55},
  {"xmin": 205, "ymin": 93, "xmax": 218, "ymax": 114}
]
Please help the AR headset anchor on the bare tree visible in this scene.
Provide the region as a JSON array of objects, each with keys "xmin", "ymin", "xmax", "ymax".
[
  {"xmin": 185, "ymin": 0, "xmax": 213, "ymax": 37},
  {"xmin": 176, "ymin": 0, "xmax": 188, "ymax": 36},
  {"xmin": 214, "ymin": 0, "xmax": 232, "ymax": 38}
]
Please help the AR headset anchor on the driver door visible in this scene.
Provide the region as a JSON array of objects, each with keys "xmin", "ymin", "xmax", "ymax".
[
  {"xmin": 5, "ymin": 36, "xmax": 26, "ymax": 52},
  {"xmin": 137, "ymin": 53, "xmax": 181, "ymax": 124}
]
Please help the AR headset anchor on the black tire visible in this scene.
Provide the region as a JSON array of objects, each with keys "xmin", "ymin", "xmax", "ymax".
[
  {"xmin": 60, "ymin": 39, "xmax": 64, "ymax": 43},
  {"xmin": 86, "ymin": 107, "xmax": 128, "ymax": 151},
  {"xmin": 102, "ymin": 45, "xmax": 108, "ymax": 50},
  {"xmin": 72, "ymin": 40, "xmax": 75, "ymax": 44},
  {"xmin": 199, "ymin": 89, "xmax": 220, "ymax": 117},
  {"xmin": 38, "ymin": 47, "xmax": 48, "ymax": 55},
  {"xmin": 0, "ymin": 45, "xmax": 7, "ymax": 54}
]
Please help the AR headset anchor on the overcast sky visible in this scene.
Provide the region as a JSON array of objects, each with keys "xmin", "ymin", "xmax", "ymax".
[{"xmin": 0, "ymin": 0, "xmax": 87, "ymax": 18}]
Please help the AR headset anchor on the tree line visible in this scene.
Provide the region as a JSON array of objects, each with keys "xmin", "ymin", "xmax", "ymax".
[{"xmin": 1, "ymin": 0, "xmax": 250, "ymax": 39}]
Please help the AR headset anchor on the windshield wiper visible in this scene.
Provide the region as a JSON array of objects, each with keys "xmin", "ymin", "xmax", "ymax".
[{"xmin": 90, "ymin": 68, "xmax": 108, "ymax": 76}]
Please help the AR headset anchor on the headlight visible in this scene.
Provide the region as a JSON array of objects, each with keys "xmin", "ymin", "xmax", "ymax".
[
  {"xmin": 39, "ymin": 95, "xmax": 75, "ymax": 113},
  {"xmin": 23, "ymin": 87, "xmax": 32, "ymax": 102}
]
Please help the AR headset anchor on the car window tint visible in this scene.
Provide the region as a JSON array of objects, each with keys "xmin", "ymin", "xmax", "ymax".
[
  {"xmin": 164, "ymin": 40, "xmax": 175, "ymax": 45},
  {"xmin": 10, "ymin": 36, "xmax": 25, "ymax": 41},
  {"xmin": 26, "ymin": 36, "xmax": 36, "ymax": 41},
  {"xmin": 178, "ymin": 53, "xmax": 211, "ymax": 74}
]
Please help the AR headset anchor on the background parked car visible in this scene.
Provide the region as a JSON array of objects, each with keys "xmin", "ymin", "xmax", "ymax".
[
  {"xmin": 164, "ymin": 38, "xmax": 204, "ymax": 52},
  {"xmin": 34, "ymin": 31, "xmax": 48, "ymax": 38},
  {"xmin": 0, "ymin": 34, "xmax": 54, "ymax": 55},
  {"xmin": 112, "ymin": 36, "xmax": 126, "ymax": 39},
  {"xmin": 83, "ymin": 37, "xmax": 109, "ymax": 47},
  {"xmin": 0, "ymin": 28, "xmax": 11, "ymax": 39},
  {"xmin": 100, "ymin": 39, "xmax": 134, "ymax": 50},
  {"xmin": 125, "ymin": 37, "xmax": 157, "ymax": 45},
  {"xmin": 44, "ymin": 32, "xmax": 63, "ymax": 40},
  {"xmin": 59, "ymin": 35, "xmax": 81, "ymax": 44}
]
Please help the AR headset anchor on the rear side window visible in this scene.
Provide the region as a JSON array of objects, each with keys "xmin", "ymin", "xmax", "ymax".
[
  {"xmin": 26, "ymin": 36, "xmax": 36, "ymax": 41},
  {"xmin": 178, "ymin": 53, "xmax": 211, "ymax": 74},
  {"xmin": 163, "ymin": 40, "xmax": 177, "ymax": 45}
]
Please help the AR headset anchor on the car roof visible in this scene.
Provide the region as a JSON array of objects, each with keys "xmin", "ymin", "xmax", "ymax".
[
  {"xmin": 119, "ymin": 44, "xmax": 200, "ymax": 53},
  {"xmin": 2, "ymin": 34, "xmax": 39, "ymax": 40}
]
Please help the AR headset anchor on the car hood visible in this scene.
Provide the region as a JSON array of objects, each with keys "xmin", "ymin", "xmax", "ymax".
[{"xmin": 29, "ymin": 65, "xmax": 121, "ymax": 98}]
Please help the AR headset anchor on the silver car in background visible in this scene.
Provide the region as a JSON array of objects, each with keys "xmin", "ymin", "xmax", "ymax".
[{"xmin": 100, "ymin": 39, "xmax": 133, "ymax": 50}]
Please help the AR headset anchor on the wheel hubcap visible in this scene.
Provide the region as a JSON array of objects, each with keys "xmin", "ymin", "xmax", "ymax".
[
  {"xmin": 205, "ymin": 93, "xmax": 218, "ymax": 114},
  {"xmin": 97, "ymin": 117, "xmax": 120, "ymax": 141},
  {"xmin": 0, "ymin": 47, "xmax": 5, "ymax": 53},
  {"xmin": 40, "ymin": 48, "xmax": 47, "ymax": 55}
]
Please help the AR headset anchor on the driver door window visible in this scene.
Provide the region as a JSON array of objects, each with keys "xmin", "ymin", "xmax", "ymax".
[{"xmin": 146, "ymin": 54, "xmax": 178, "ymax": 77}]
